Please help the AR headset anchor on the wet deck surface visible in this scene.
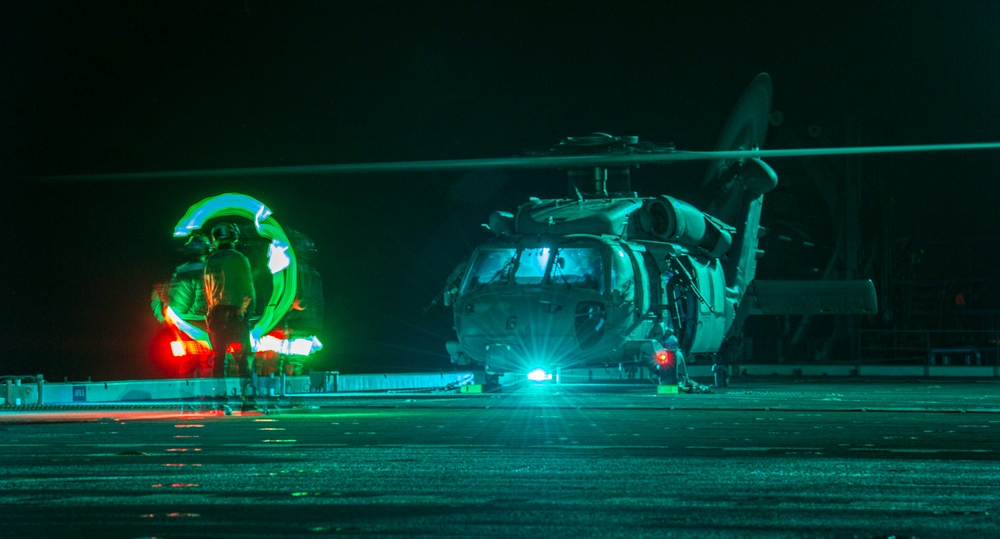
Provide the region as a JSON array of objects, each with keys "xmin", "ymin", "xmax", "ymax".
[{"xmin": 2, "ymin": 379, "xmax": 999, "ymax": 538}]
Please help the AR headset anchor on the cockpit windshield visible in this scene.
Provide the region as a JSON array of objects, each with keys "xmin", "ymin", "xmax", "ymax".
[
  {"xmin": 463, "ymin": 248, "xmax": 517, "ymax": 291},
  {"xmin": 463, "ymin": 244, "xmax": 604, "ymax": 293},
  {"xmin": 513, "ymin": 247, "xmax": 551, "ymax": 285}
]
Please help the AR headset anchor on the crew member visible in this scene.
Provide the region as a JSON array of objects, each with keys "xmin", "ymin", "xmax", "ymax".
[
  {"xmin": 203, "ymin": 222, "xmax": 256, "ymax": 379},
  {"xmin": 660, "ymin": 328, "xmax": 687, "ymax": 384},
  {"xmin": 255, "ymin": 230, "xmax": 325, "ymax": 376},
  {"xmin": 151, "ymin": 233, "xmax": 213, "ymax": 377},
  {"xmin": 279, "ymin": 231, "xmax": 325, "ymax": 375}
]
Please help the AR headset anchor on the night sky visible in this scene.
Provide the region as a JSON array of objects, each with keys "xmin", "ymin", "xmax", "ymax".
[{"xmin": 4, "ymin": 1, "xmax": 999, "ymax": 381}]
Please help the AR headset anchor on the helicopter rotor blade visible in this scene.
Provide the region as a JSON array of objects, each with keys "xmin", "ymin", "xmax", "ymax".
[
  {"xmin": 702, "ymin": 72, "xmax": 773, "ymax": 188},
  {"xmin": 36, "ymin": 141, "xmax": 1000, "ymax": 182}
]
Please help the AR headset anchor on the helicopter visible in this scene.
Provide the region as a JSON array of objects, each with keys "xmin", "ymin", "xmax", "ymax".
[{"xmin": 437, "ymin": 73, "xmax": 879, "ymax": 389}]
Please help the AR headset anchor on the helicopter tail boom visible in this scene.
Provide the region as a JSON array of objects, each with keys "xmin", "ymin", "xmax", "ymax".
[{"xmin": 740, "ymin": 280, "xmax": 878, "ymax": 317}]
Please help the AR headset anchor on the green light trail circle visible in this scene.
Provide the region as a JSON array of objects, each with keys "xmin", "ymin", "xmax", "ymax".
[{"xmin": 172, "ymin": 193, "xmax": 297, "ymax": 347}]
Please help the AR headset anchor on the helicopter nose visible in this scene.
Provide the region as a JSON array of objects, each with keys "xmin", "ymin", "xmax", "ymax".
[
  {"xmin": 456, "ymin": 291, "xmax": 606, "ymax": 372},
  {"xmin": 459, "ymin": 299, "xmax": 567, "ymax": 338}
]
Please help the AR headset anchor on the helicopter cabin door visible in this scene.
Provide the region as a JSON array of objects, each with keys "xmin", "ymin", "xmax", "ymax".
[
  {"xmin": 606, "ymin": 242, "xmax": 650, "ymax": 342},
  {"xmin": 679, "ymin": 256, "xmax": 729, "ymax": 354}
]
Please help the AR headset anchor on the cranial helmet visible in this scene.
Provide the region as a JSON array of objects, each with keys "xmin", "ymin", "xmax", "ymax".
[
  {"xmin": 184, "ymin": 233, "xmax": 212, "ymax": 257},
  {"xmin": 211, "ymin": 222, "xmax": 240, "ymax": 245}
]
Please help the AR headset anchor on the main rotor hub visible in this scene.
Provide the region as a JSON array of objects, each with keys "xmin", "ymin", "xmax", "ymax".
[{"xmin": 536, "ymin": 133, "xmax": 676, "ymax": 199}]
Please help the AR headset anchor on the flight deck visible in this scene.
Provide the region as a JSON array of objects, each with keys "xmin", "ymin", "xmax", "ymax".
[{"xmin": 2, "ymin": 375, "xmax": 999, "ymax": 538}]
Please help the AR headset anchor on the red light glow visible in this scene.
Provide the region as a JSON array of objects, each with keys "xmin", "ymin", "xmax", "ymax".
[
  {"xmin": 170, "ymin": 340, "xmax": 210, "ymax": 358},
  {"xmin": 655, "ymin": 349, "xmax": 675, "ymax": 366},
  {"xmin": 267, "ymin": 328, "xmax": 290, "ymax": 340}
]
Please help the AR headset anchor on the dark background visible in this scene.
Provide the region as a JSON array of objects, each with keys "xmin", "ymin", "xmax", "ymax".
[{"xmin": 3, "ymin": 1, "xmax": 999, "ymax": 380}]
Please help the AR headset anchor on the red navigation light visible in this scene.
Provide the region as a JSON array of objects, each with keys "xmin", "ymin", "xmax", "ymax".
[{"xmin": 655, "ymin": 349, "xmax": 675, "ymax": 366}]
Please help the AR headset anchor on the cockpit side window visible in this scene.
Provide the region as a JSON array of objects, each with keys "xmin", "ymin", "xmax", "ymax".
[
  {"xmin": 463, "ymin": 248, "xmax": 517, "ymax": 292},
  {"xmin": 610, "ymin": 248, "xmax": 634, "ymax": 301},
  {"xmin": 551, "ymin": 247, "xmax": 604, "ymax": 293}
]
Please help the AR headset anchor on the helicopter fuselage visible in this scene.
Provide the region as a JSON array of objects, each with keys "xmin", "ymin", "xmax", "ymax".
[{"xmin": 444, "ymin": 195, "xmax": 739, "ymax": 375}]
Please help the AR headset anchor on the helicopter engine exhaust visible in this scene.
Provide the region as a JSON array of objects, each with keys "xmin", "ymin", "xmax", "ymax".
[{"xmin": 638, "ymin": 195, "xmax": 733, "ymax": 257}]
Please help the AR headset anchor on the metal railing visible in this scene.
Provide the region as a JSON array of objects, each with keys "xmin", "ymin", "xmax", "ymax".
[{"xmin": 860, "ymin": 329, "xmax": 1000, "ymax": 366}]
